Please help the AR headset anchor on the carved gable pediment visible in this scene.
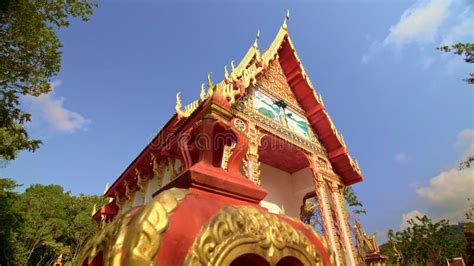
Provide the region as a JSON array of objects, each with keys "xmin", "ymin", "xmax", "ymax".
[{"xmin": 257, "ymin": 59, "xmax": 300, "ymax": 108}]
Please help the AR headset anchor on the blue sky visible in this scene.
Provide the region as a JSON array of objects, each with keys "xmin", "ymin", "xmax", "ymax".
[{"xmin": 2, "ymin": 0, "xmax": 473, "ymax": 241}]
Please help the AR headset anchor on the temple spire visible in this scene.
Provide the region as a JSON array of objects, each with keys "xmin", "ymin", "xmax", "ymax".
[
  {"xmin": 91, "ymin": 204, "xmax": 97, "ymax": 216},
  {"xmin": 175, "ymin": 92, "xmax": 183, "ymax": 114},
  {"xmin": 103, "ymin": 183, "xmax": 109, "ymax": 195},
  {"xmin": 253, "ymin": 30, "xmax": 260, "ymax": 49},
  {"xmin": 283, "ymin": 9, "xmax": 290, "ymax": 30},
  {"xmin": 200, "ymin": 83, "xmax": 206, "ymax": 100},
  {"xmin": 207, "ymin": 73, "xmax": 215, "ymax": 97},
  {"xmin": 224, "ymin": 65, "xmax": 229, "ymax": 79}
]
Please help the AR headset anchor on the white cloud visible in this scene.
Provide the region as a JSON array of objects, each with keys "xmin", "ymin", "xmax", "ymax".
[
  {"xmin": 24, "ymin": 80, "xmax": 90, "ymax": 133},
  {"xmin": 416, "ymin": 167, "xmax": 474, "ymax": 222},
  {"xmin": 361, "ymin": 0, "xmax": 473, "ymax": 66},
  {"xmin": 405, "ymin": 128, "xmax": 474, "ymax": 224},
  {"xmin": 383, "ymin": 0, "xmax": 452, "ymax": 47},
  {"xmin": 394, "ymin": 152, "xmax": 410, "ymax": 163},
  {"xmin": 400, "ymin": 209, "xmax": 426, "ymax": 230}
]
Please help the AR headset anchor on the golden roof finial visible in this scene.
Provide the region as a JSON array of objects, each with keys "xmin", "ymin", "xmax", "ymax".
[
  {"xmin": 283, "ymin": 9, "xmax": 290, "ymax": 30},
  {"xmin": 231, "ymin": 60, "xmax": 236, "ymax": 71},
  {"xmin": 200, "ymin": 83, "xmax": 206, "ymax": 100},
  {"xmin": 253, "ymin": 30, "xmax": 260, "ymax": 48},
  {"xmin": 207, "ymin": 72, "xmax": 214, "ymax": 91},
  {"xmin": 91, "ymin": 204, "xmax": 97, "ymax": 216},
  {"xmin": 224, "ymin": 65, "xmax": 229, "ymax": 79},
  {"xmin": 103, "ymin": 183, "xmax": 109, "ymax": 195},
  {"xmin": 175, "ymin": 92, "xmax": 182, "ymax": 114}
]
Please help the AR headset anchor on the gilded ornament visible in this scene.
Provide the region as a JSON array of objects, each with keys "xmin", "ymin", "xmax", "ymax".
[
  {"xmin": 353, "ymin": 219, "xmax": 380, "ymax": 261},
  {"xmin": 168, "ymin": 157, "xmax": 177, "ymax": 181},
  {"xmin": 176, "ymin": 92, "xmax": 200, "ymax": 118},
  {"xmin": 135, "ymin": 168, "xmax": 147, "ymax": 192},
  {"xmin": 77, "ymin": 188, "xmax": 188, "ymax": 266},
  {"xmin": 207, "ymin": 72, "xmax": 214, "ymax": 91},
  {"xmin": 221, "ymin": 141, "xmax": 236, "ymax": 170},
  {"xmin": 91, "ymin": 204, "xmax": 97, "ymax": 217},
  {"xmin": 224, "ymin": 65, "xmax": 229, "ymax": 80},
  {"xmin": 115, "ymin": 191, "xmax": 124, "ymax": 209},
  {"xmin": 283, "ymin": 9, "xmax": 290, "ymax": 30},
  {"xmin": 103, "ymin": 183, "xmax": 110, "ymax": 195},
  {"xmin": 151, "ymin": 153, "xmax": 166, "ymax": 187},
  {"xmin": 123, "ymin": 180, "xmax": 134, "ymax": 201},
  {"xmin": 184, "ymin": 205, "xmax": 325, "ymax": 265},
  {"xmin": 200, "ymin": 83, "xmax": 206, "ymax": 100},
  {"xmin": 244, "ymin": 122, "xmax": 261, "ymax": 185},
  {"xmin": 233, "ymin": 118, "xmax": 246, "ymax": 132}
]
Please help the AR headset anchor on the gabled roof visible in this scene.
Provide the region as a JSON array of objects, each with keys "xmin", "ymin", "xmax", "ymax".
[
  {"xmin": 215, "ymin": 17, "xmax": 363, "ymax": 185},
  {"xmin": 105, "ymin": 15, "xmax": 363, "ymax": 198}
]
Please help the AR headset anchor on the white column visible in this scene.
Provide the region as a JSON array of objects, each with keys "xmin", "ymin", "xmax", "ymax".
[
  {"xmin": 318, "ymin": 181, "xmax": 341, "ymax": 266},
  {"xmin": 332, "ymin": 187, "xmax": 357, "ymax": 266}
]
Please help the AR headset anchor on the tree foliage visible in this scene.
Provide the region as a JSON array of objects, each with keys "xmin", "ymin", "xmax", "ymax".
[
  {"xmin": 386, "ymin": 215, "xmax": 466, "ymax": 265},
  {"xmin": 438, "ymin": 43, "xmax": 474, "ymax": 84},
  {"xmin": 0, "ymin": 0, "xmax": 96, "ymax": 161},
  {"xmin": 343, "ymin": 186, "xmax": 366, "ymax": 214},
  {"xmin": 0, "ymin": 178, "xmax": 103, "ymax": 265}
]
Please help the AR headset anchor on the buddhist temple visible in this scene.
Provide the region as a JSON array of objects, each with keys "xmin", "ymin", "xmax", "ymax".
[{"xmin": 79, "ymin": 12, "xmax": 384, "ymax": 266}]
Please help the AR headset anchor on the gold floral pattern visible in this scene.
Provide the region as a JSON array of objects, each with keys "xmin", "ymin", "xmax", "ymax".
[
  {"xmin": 258, "ymin": 60, "xmax": 299, "ymax": 107},
  {"xmin": 77, "ymin": 188, "xmax": 188, "ymax": 266},
  {"xmin": 184, "ymin": 205, "xmax": 326, "ymax": 266}
]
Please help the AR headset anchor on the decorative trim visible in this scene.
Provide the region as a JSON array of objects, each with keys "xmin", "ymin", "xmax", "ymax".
[
  {"xmin": 244, "ymin": 122, "xmax": 261, "ymax": 185},
  {"xmin": 232, "ymin": 103, "xmax": 326, "ymax": 156},
  {"xmin": 151, "ymin": 153, "xmax": 167, "ymax": 188},
  {"xmin": 78, "ymin": 188, "xmax": 188, "ymax": 265},
  {"xmin": 184, "ymin": 205, "xmax": 325, "ymax": 265}
]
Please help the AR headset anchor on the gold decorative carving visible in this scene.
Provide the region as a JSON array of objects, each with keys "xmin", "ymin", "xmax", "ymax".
[
  {"xmin": 232, "ymin": 103, "xmax": 326, "ymax": 156},
  {"xmin": 91, "ymin": 204, "xmax": 97, "ymax": 217},
  {"xmin": 168, "ymin": 157, "xmax": 177, "ymax": 181},
  {"xmin": 258, "ymin": 60, "xmax": 299, "ymax": 107},
  {"xmin": 200, "ymin": 83, "xmax": 206, "ymax": 100},
  {"xmin": 207, "ymin": 72, "xmax": 214, "ymax": 93},
  {"xmin": 151, "ymin": 154, "xmax": 166, "ymax": 188},
  {"xmin": 221, "ymin": 141, "xmax": 236, "ymax": 170},
  {"xmin": 353, "ymin": 219, "xmax": 380, "ymax": 261},
  {"xmin": 245, "ymin": 122, "xmax": 261, "ymax": 185},
  {"xmin": 184, "ymin": 205, "xmax": 325, "ymax": 266},
  {"xmin": 114, "ymin": 191, "xmax": 124, "ymax": 210},
  {"xmin": 176, "ymin": 92, "xmax": 200, "ymax": 118},
  {"xmin": 305, "ymin": 224, "xmax": 337, "ymax": 266},
  {"xmin": 124, "ymin": 180, "xmax": 133, "ymax": 201},
  {"xmin": 78, "ymin": 188, "xmax": 188, "ymax": 266},
  {"xmin": 233, "ymin": 118, "xmax": 246, "ymax": 132},
  {"xmin": 135, "ymin": 168, "xmax": 147, "ymax": 192}
]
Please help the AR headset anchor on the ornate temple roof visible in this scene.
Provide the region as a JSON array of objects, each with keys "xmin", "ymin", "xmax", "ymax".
[{"xmin": 104, "ymin": 12, "xmax": 363, "ymax": 199}]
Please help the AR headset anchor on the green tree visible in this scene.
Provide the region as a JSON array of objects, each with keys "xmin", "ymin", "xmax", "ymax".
[
  {"xmin": 343, "ymin": 186, "xmax": 366, "ymax": 214},
  {"xmin": 14, "ymin": 184, "xmax": 72, "ymax": 264},
  {"xmin": 0, "ymin": 182, "xmax": 103, "ymax": 265},
  {"xmin": 438, "ymin": 43, "xmax": 474, "ymax": 84},
  {"xmin": 66, "ymin": 194, "xmax": 104, "ymax": 264},
  {"xmin": 387, "ymin": 215, "xmax": 466, "ymax": 265},
  {"xmin": 0, "ymin": 0, "xmax": 97, "ymax": 161},
  {"xmin": 0, "ymin": 178, "xmax": 22, "ymax": 265}
]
